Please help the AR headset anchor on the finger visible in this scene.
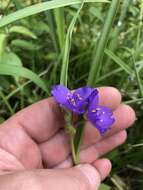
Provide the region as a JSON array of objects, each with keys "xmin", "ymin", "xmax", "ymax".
[
  {"xmin": 54, "ymin": 159, "xmax": 112, "ymax": 182},
  {"xmin": 79, "ymin": 130, "xmax": 127, "ymax": 163},
  {"xmin": 93, "ymin": 159, "xmax": 112, "ymax": 180},
  {"xmin": 39, "ymin": 104, "xmax": 134, "ymax": 167},
  {"xmin": 98, "ymin": 86, "xmax": 121, "ymax": 110},
  {"xmin": 50, "ymin": 160, "xmax": 111, "ymax": 189},
  {"xmin": 55, "ymin": 130, "xmax": 126, "ymax": 168},
  {"xmin": 0, "ymin": 163, "xmax": 105, "ymax": 190},
  {"xmin": 1, "ymin": 87, "xmax": 121, "ymax": 144},
  {"xmin": 43, "ymin": 164, "xmax": 102, "ymax": 190}
]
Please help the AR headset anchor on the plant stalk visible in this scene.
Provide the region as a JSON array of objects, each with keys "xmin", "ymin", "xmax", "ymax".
[{"xmin": 70, "ymin": 134, "xmax": 80, "ymax": 165}]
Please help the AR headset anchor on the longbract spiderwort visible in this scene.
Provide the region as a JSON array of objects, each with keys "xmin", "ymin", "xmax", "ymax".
[{"xmin": 51, "ymin": 85, "xmax": 115, "ymax": 134}]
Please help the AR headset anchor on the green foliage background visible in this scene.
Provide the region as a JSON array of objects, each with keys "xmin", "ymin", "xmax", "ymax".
[{"xmin": 0, "ymin": 0, "xmax": 143, "ymax": 189}]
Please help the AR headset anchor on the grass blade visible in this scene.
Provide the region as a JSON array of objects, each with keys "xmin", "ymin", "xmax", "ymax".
[
  {"xmin": 9, "ymin": 25, "xmax": 37, "ymax": 39},
  {"xmin": 105, "ymin": 0, "xmax": 132, "ymax": 67},
  {"xmin": 87, "ymin": 0, "xmax": 120, "ymax": 86},
  {"xmin": 0, "ymin": 91, "xmax": 14, "ymax": 115},
  {"xmin": 0, "ymin": 0, "xmax": 109, "ymax": 27},
  {"xmin": 105, "ymin": 49, "xmax": 133, "ymax": 75},
  {"xmin": 43, "ymin": 0, "xmax": 59, "ymax": 54},
  {"xmin": 96, "ymin": 67, "xmax": 122, "ymax": 83},
  {"xmin": 125, "ymin": 98, "xmax": 143, "ymax": 104},
  {"xmin": 54, "ymin": 8, "xmax": 65, "ymax": 52},
  {"xmin": 60, "ymin": 1, "xmax": 85, "ymax": 86}
]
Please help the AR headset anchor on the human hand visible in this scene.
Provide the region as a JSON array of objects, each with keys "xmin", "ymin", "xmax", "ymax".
[{"xmin": 0, "ymin": 87, "xmax": 135, "ymax": 190}]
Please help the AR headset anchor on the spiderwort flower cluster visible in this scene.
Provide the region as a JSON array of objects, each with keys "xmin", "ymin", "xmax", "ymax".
[{"xmin": 51, "ymin": 85, "xmax": 115, "ymax": 134}]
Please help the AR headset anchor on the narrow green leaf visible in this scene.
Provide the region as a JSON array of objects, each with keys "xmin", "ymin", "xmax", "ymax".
[
  {"xmin": 5, "ymin": 68, "xmax": 51, "ymax": 101},
  {"xmin": 0, "ymin": 52, "xmax": 22, "ymax": 66},
  {"xmin": 105, "ymin": 0, "xmax": 132, "ymax": 67},
  {"xmin": 89, "ymin": 7, "xmax": 104, "ymax": 22},
  {"xmin": 54, "ymin": 8, "xmax": 65, "ymax": 52},
  {"xmin": 0, "ymin": 0, "xmax": 109, "ymax": 27},
  {"xmin": 60, "ymin": 1, "xmax": 85, "ymax": 86},
  {"xmin": 0, "ymin": 91, "xmax": 14, "ymax": 115},
  {"xmin": 44, "ymin": 9, "xmax": 59, "ymax": 53},
  {"xmin": 9, "ymin": 25, "xmax": 37, "ymax": 39},
  {"xmin": 87, "ymin": 0, "xmax": 120, "ymax": 86},
  {"xmin": 11, "ymin": 39, "xmax": 39, "ymax": 51},
  {"xmin": 0, "ymin": 33, "xmax": 7, "ymax": 57},
  {"xmin": 96, "ymin": 67, "xmax": 122, "ymax": 82},
  {"xmin": 0, "ymin": 64, "xmax": 47, "ymax": 92},
  {"xmin": 125, "ymin": 97, "xmax": 143, "ymax": 104},
  {"xmin": 136, "ymin": 60, "xmax": 143, "ymax": 72},
  {"xmin": 105, "ymin": 49, "xmax": 133, "ymax": 75}
]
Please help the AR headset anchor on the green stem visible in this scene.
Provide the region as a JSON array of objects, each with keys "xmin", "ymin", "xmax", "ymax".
[
  {"xmin": 87, "ymin": 0, "xmax": 120, "ymax": 86},
  {"xmin": 0, "ymin": 91, "xmax": 14, "ymax": 115},
  {"xmin": 70, "ymin": 134, "xmax": 80, "ymax": 165},
  {"xmin": 65, "ymin": 124, "xmax": 80, "ymax": 165},
  {"xmin": 64, "ymin": 111, "xmax": 81, "ymax": 165},
  {"xmin": 73, "ymin": 121, "xmax": 84, "ymax": 165}
]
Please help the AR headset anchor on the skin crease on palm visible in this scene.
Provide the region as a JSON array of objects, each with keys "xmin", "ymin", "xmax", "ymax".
[{"xmin": 0, "ymin": 87, "xmax": 135, "ymax": 190}]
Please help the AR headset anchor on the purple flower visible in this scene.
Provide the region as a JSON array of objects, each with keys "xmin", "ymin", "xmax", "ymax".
[
  {"xmin": 51, "ymin": 84, "xmax": 115, "ymax": 134},
  {"xmin": 87, "ymin": 104, "xmax": 115, "ymax": 134},
  {"xmin": 51, "ymin": 85, "xmax": 98, "ymax": 114}
]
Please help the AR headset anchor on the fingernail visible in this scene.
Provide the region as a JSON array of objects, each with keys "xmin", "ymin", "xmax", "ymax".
[{"xmin": 77, "ymin": 164, "xmax": 101, "ymax": 189}]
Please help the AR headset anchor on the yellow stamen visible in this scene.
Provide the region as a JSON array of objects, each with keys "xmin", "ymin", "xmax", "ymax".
[
  {"xmin": 71, "ymin": 98, "xmax": 76, "ymax": 106},
  {"xmin": 77, "ymin": 94, "xmax": 83, "ymax": 100}
]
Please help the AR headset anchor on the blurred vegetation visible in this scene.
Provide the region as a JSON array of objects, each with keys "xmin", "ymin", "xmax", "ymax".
[{"xmin": 0, "ymin": 0, "xmax": 143, "ymax": 189}]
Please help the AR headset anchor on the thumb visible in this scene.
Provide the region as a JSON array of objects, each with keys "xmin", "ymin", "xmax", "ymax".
[
  {"xmin": 0, "ymin": 159, "xmax": 111, "ymax": 190},
  {"xmin": 37, "ymin": 158, "xmax": 111, "ymax": 190}
]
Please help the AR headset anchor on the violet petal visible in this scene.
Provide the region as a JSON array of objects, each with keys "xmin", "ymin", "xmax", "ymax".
[
  {"xmin": 51, "ymin": 85, "xmax": 72, "ymax": 107},
  {"xmin": 87, "ymin": 105, "xmax": 115, "ymax": 134}
]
